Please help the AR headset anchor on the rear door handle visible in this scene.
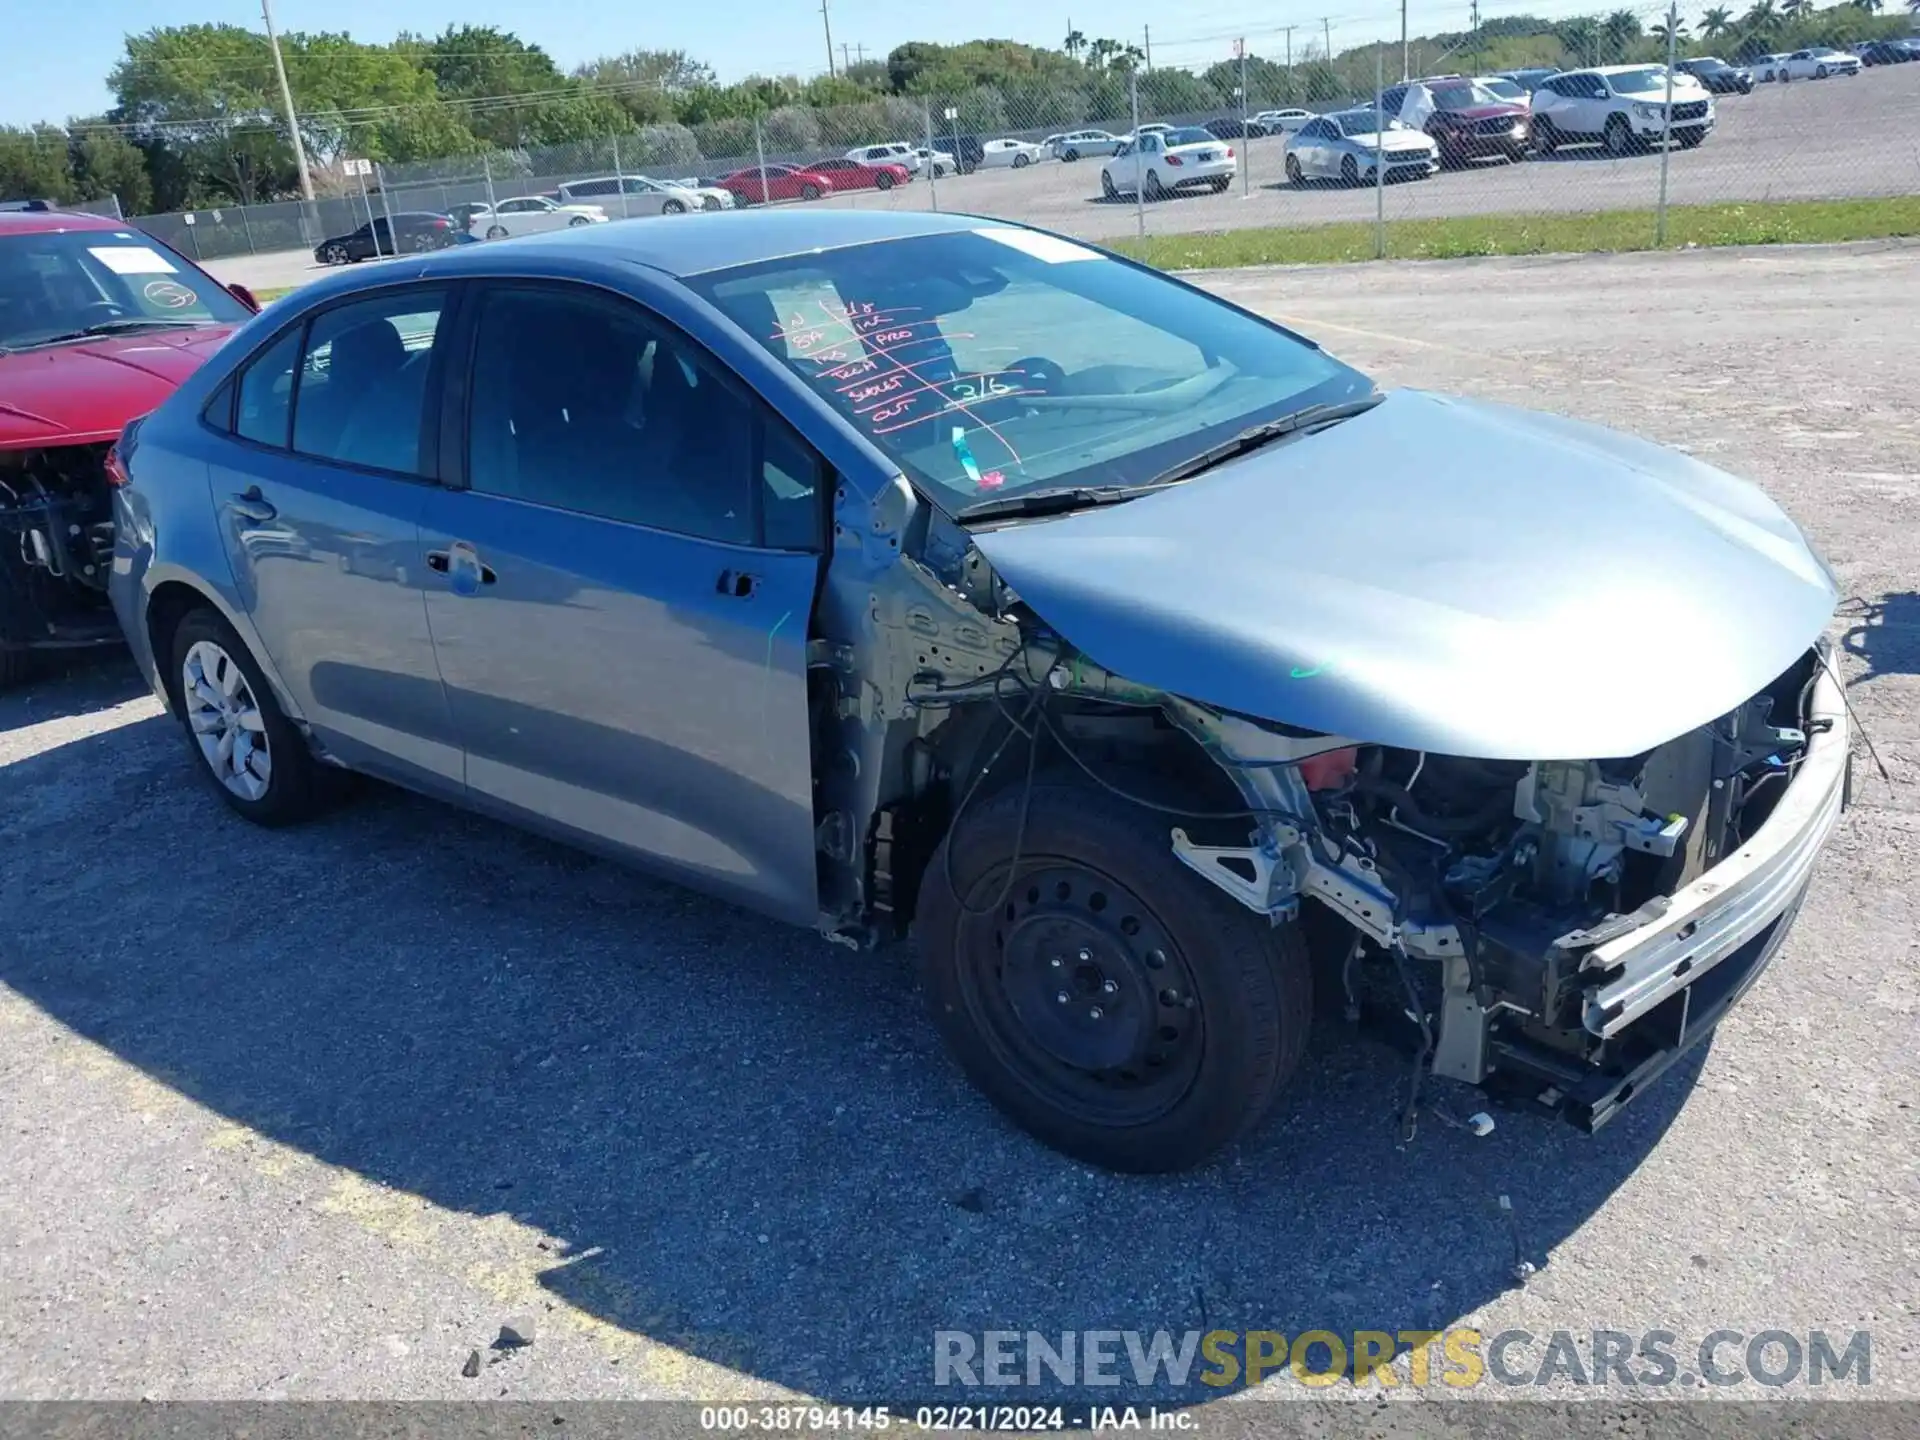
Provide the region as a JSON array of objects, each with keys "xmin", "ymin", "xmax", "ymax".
[
  {"xmin": 229, "ymin": 486, "xmax": 276, "ymax": 523},
  {"xmin": 716, "ymin": 569, "xmax": 759, "ymax": 599}
]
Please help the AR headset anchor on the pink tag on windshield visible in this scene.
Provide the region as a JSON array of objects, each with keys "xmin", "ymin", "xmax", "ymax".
[{"xmin": 978, "ymin": 470, "xmax": 1006, "ymax": 489}]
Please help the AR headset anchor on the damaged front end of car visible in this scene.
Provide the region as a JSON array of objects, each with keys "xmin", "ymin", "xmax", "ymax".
[
  {"xmin": 1150, "ymin": 644, "xmax": 1850, "ymax": 1131},
  {"xmin": 0, "ymin": 442, "xmax": 124, "ymax": 661},
  {"xmin": 818, "ymin": 489, "xmax": 1848, "ymax": 1136}
]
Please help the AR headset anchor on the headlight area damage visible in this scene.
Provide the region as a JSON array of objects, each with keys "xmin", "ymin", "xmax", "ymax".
[
  {"xmin": 0, "ymin": 443, "xmax": 124, "ymax": 665},
  {"xmin": 818, "ymin": 524, "xmax": 1849, "ymax": 1160}
]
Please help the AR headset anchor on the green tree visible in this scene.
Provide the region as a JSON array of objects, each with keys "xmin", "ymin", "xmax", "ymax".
[
  {"xmin": 1601, "ymin": 9, "xmax": 1644, "ymax": 58},
  {"xmin": 110, "ymin": 25, "xmax": 297, "ymax": 204},
  {"xmin": 1701, "ymin": 7, "xmax": 1734, "ymax": 37},
  {"xmin": 67, "ymin": 124, "xmax": 154, "ymax": 212},
  {"xmin": 1651, "ymin": 16, "xmax": 1691, "ymax": 45},
  {"xmin": 1780, "ymin": 0, "xmax": 1812, "ymax": 16},
  {"xmin": 0, "ymin": 126, "xmax": 77, "ymax": 203},
  {"xmin": 1742, "ymin": 0, "xmax": 1780, "ymax": 31},
  {"xmin": 575, "ymin": 50, "xmax": 715, "ymax": 125},
  {"xmin": 1850, "ymin": 0, "xmax": 1881, "ymax": 13}
]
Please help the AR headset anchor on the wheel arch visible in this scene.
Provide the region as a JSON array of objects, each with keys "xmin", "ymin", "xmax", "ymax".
[{"xmin": 141, "ymin": 574, "xmax": 301, "ymax": 728}]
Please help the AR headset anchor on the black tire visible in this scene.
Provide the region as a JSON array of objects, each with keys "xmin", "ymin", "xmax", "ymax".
[
  {"xmin": 800, "ymin": 182, "xmax": 822, "ymax": 201},
  {"xmin": 485, "ymin": 225, "xmax": 508, "ymax": 240},
  {"xmin": 1063, "ymin": 148, "xmax": 1080, "ymax": 162},
  {"xmin": 322, "ymin": 242, "xmax": 349, "ymax": 265},
  {"xmin": 662, "ymin": 199, "xmax": 686, "ymax": 214},
  {"xmin": 1815, "ymin": 65, "xmax": 1827, "ymax": 79},
  {"xmin": 875, "ymin": 171, "xmax": 895, "ymax": 190},
  {"xmin": 1286, "ymin": 153, "xmax": 1305, "ymax": 185},
  {"xmin": 1101, "ymin": 170, "xmax": 1118, "ymax": 199},
  {"xmin": 1013, "ymin": 152, "xmax": 1031, "ymax": 168},
  {"xmin": 0, "ymin": 647, "xmax": 31, "ymax": 690},
  {"xmin": 1145, "ymin": 169, "xmax": 1164, "ymax": 200},
  {"xmin": 917, "ymin": 779, "xmax": 1312, "ymax": 1173},
  {"xmin": 1533, "ymin": 117, "xmax": 1558, "ymax": 154},
  {"xmin": 1604, "ymin": 114, "xmax": 1638, "ymax": 156},
  {"xmin": 567, "ymin": 214, "xmax": 591, "ymax": 227},
  {"xmin": 1341, "ymin": 154, "xmax": 1360, "ymax": 186},
  {"xmin": 168, "ymin": 607, "xmax": 324, "ymax": 827}
]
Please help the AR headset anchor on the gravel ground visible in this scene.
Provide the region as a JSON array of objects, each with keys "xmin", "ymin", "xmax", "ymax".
[
  {"xmin": 2, "ymin": 242, "xmax": 1917, "ymax": 1407},
  {"xmin": 204, "ymin": 64, "xmax": 1920, "ymax": 297}
]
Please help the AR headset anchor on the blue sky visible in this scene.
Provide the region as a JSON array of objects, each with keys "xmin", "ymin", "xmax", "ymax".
[{"xmin": 7, "ymin": 0, "xmax": 1668, "ymax": 127}]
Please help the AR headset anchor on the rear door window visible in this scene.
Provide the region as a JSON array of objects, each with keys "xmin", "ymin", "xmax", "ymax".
[{"xmin": 290, "ymin": 290, "xmax": 447, "ymax": 476}]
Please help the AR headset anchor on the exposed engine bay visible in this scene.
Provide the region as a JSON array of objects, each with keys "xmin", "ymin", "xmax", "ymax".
[{"xmin": 0, "ymin": 444, "xmax": 121, "ymax": 651}]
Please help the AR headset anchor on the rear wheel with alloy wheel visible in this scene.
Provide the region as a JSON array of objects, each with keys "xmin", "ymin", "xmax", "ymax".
[
  {"xmin": 1286, "ymin": 153, "xmax": 1305, "ymax": 185},
  {"xmin": 1341, "ymin": 154, "xmax": 1360, "ymax": 185},
  {"xmin": 918, "ymin": 779, "xmax": 1312, "ymax": 1172}
]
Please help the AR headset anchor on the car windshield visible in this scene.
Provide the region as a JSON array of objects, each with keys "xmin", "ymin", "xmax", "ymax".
[
  {"xmin": 687, "ymin": 228, "xmax": 1371, "ymax": 515},
  {"xmin": 1431, "ymin": 82, "xmax": 1501, "ymax": 107},
  {"xmin": 1608, "ymin": 67, "xmax": 1671, "ymax": 93},
  {"xmin": 1694, "ymin": 57, "xmax": 1727, "ymax": 67},
  {"xmin": 0, "ymin": 228, "xmax": 248, "ymax": 351},
  {"xmin": 1478, "ymin": 78, "xmax": 1524, "ymax": 98},
  {"xmin": 1164, "ymin": 128, "xmax": 1216, "ymax": 146},
  {"xmin": 1331, "ymin": 111, "xmax": 1407, "ymax": 135}
]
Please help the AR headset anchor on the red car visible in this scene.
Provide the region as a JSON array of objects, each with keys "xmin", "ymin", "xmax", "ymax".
[
  {"xmin": 800, "ymin": 157, "xmax": 914, "ymax": 192},
  {"xmin": 718, "ymin": 164, "xmax": 838, "ymax": 206},
  {"xmin": 0, "ymin": 205, "xmax": 258, "ymax": 686},
  {"xmin": 1381, "ymin": 75, "xmax": 1532, "ymax": 166}
]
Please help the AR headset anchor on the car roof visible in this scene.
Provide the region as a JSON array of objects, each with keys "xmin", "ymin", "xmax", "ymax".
[{"xmin": 0, "ymin": 208, "xmax": 134, "ymax": 237}]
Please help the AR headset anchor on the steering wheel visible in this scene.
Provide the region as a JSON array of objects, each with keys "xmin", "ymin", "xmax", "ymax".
[{"xmin": 1004, "ymin": 356, "xmax": 1067, "ymax": 397}]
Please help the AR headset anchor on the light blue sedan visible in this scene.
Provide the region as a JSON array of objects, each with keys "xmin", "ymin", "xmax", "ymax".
[{"xmin": 107, "ymin": 210, "xmax": 1847, "ymax": 1173}]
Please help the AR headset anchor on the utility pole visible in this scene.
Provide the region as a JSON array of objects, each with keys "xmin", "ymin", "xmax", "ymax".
[
  {"xmin": 840, "ymin": 42, "xmax": 851, "ymax": 73},
  {"xmin": 1144, "ymin": 24, "xmax": 1153, "ymax": 73},
  {"xmin": 1401, "ymin": 0, "xmax": 1410, "ymax": 80},
  {"xmin": 1469, "ymin": 0, "xmax": 1481, "ymax": 71},
  {"xmin": 261, "ymin": 0, "xmax": 312, "ymax": 203},
  {"xmin": 1322, "ymin": 17, "xmax": 1333, "ymax": 66},
  {"xmin": 853, "ymin": 42, "xmax": 867, "ymax": 64},
  {"xmin": 1283, "ymin": 26, "xmax": 1295, "ymax": 104},
  {"xmin": 820, "ymin": 0, "xmax": 836, "ymax": 76}
]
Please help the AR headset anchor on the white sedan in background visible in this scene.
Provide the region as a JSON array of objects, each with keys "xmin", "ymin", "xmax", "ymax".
[
  {"xmin": 1284, "ymin": 110, "xmax": 1440, "ymax": 185},
  {"xmin": 1050, "ymin": 129, "xmax": 1126, "ymax": 161},
  {"xmin": 1100, "ymin": 126, "xmax": 1236, "ymax": 200},
  {"xmin": 467, "ymin": 196, "xmax": 609, "ymax": 239},
  {"xmin": 1749, "ymin": 53, "xmax": 1790, "ymax": 82},
  {"xmin": 1253, "ymin": 108, "xmax": 1315, "ymax": 133},
  {"xmin": 977, "ymin": 138, "xmax": 1047, "ymax": 169},
  {"xmin": 1781, "ymin": 46, "xmax": 1862, "ymax": 80}
]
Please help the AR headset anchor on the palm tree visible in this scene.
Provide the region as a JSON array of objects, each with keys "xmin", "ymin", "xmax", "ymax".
[
  {"xmin": 1602, "ymin": 8, "xmax": 1644, "ymax": 58},
  {"xmin": 1651, "ymin": 16, "xmax": 1691, "ymax": 44},
  {"xmin": 1560, "ymin": 16, "xmax": 1600, "ymax": 64},
  {"xmin": 1063, "ymin": 29, "xmax": 1087, "ymax": 60},
  {"xmin": 1780, "ymin": 0, "xmax": 1811, "ymax": 16},
  {"xmin": 1850, "ymin": 0, "xmax": 1881, "ymax": 12},
  {"xmin": 1701, "ymin": 5, "xmax": 1733, "ymax": 36},
  {"xmin": 1087, "ymin": 36, "xmax": 1118, "ymax": 69},
  {"xmin": 1742, "ymin": 0, "xmax": 1779, "ymax": 31}
]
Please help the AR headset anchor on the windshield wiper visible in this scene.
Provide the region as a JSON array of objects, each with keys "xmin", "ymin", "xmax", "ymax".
[
  {"xmin": 1142, "ymin": 393, "xmax": 1385, "ymax": 489},
  {"xmin": 15, "ymin": 317, "xmax": 211, "ymax": 349},
  {"xmin": 956, "ymin": 485, "xmax": 1145, "ymax": 523}
]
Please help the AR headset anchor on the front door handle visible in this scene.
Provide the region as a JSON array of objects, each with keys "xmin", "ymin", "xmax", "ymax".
[
  {"xmin": 716, "ymin": 569, "xmax": 759, "ymax": 599},
  {"xmin": 229, "ymin": 486, "xmax": 276, "ymax": 523},
  {"xmin": 426, "ymin": 548, "xmax": 497, "ymax": 586}
]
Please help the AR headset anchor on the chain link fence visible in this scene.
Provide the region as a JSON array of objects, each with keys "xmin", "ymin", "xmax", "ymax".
[{"xmin": 122, "ymin": 21, "xmax": 1920, "ymax": 270}]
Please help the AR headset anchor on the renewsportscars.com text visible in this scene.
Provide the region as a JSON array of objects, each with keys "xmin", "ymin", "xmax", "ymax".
[{"xmin": 933, "ymin": 1328, "xmax": 1872, "ymax": 1390}]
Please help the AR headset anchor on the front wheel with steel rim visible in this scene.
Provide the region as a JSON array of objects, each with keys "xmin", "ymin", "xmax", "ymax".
[
  {"xmin": 170, "ymin": 609, "xmax": 323, "ymax": 826},
  {"xmin": 485, "ymin": 224, "xmax": 508, "ymax": 240},
  {"xmin": 918, "ymin": 779, "xmax": 1311, "ymax": 1172},
  {"xmin": 662, "ymin": 199, "xmax": 686, "ymax": 214}
]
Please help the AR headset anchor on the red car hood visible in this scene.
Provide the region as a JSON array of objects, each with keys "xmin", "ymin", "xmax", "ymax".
[
  {"xmin": 0, "ymin": 323, "xmax": 240, "ymax": 450},
  {"xmin": 1438, "ymin": 102, "xmax": 1528, "ymax": 121}
]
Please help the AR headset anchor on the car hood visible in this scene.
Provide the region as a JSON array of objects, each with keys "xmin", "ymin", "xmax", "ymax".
[
  {"xmin": 0, "ymin": 324, "xmax": 239, "ymax": 449},
  {"xmin": 1437, "ymin": 103, "xmax": 1527, "ymax": 120},
  {"xmin": 970, "ymin": 390, "xmax": 1837, "ymax": 760},
  {"xmin": 1352, "ymin": 130, "xmax": 1437, "ymax": 152}
]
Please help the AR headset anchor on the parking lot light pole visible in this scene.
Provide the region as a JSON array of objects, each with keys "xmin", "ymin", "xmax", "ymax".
[
  {"xmin": 1657, "ymin": 0, "xmax": 1678, "ymax": 246},
  {"xmin": 1238, "ymin": 40, "xmax": 1250, "ymax": 198}
]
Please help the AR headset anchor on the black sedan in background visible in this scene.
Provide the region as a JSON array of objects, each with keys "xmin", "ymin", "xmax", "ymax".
[
  {"xmin": 1203, "ymin": 115, "xmax": 1269, "ymax": 139},
  {"xmin": 1676, "ymin": 57, "xmax": 1755, "ymax": 93},
  {"xmin": 313, "ymin": 211, "xmax": 464, "ymax": 265},
  {"xmin": 1856, "ymin": 40, "xmax": 1919, "ymax": 66}
]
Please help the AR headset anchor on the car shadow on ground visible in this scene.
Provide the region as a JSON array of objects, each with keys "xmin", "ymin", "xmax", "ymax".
[
  {"xmin": 1839, "ymin": 592, "xmax": 1920, "ymax": 681},
  {"xmin": 0, "ymin": 686, "xmax": 1703, "ymax": 1407},
  {"xmin": 0, "ymin": 652, "xmax": 153, "ymax": 735}
]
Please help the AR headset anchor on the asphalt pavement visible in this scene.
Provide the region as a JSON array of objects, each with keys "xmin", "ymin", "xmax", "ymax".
[{"xmin": 2, "ymin": 242, "xmax": 1916, "ymax": 1405}]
